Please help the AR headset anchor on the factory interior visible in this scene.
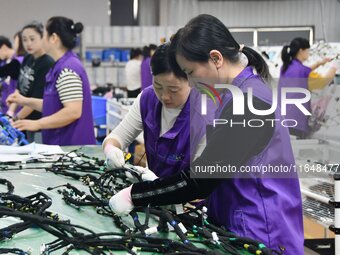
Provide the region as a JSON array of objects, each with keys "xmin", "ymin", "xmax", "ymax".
[{"xmin": 0, "ymin": 0, "xmax": 340, "ymax": 254}]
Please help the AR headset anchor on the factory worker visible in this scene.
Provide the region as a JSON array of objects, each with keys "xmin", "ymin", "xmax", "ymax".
[
  {"xmin": 141, "ymin": 44, "xmax": 157, "ymax": 90},
  {"xmin": 7, "ymin": 16, "xmax": 95, "ymax": 146},
  {"xmin": 279, "ymin": 37, "xmax": 339, "ymax": 138},
  {"xmin": 6, "ymin": 22, "xmax": 54, "ymax": 143},
  {"xmin": 0, "ymin": 36, "xmax": 22, "ymax": 113},
  {"xmin": 109, "ymin": 14, "xmax": 304, "ymax": 254},
  {"xmin": 103, "ymin": 42, "xmax": 213, "ymax": 180}
]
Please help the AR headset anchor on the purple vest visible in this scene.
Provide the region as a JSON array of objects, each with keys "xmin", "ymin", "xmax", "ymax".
[
  {"xmin": 278, "ymin": 59, "xmax": 311, "ymax": 134},
  {"xmin": 140, "ymin": 86, "xmax": 213, "ymax": 177},
  {"xmin": 206, "ymin": 67, "xmax": 303, "ymax": 254},
  {"xmin": 0, "ymin": 56, "xmax": 23, "ymax": 113},
  {"xmin": 42, "ymin": 51, "xmax": 96, "ymax": 145},
  {"xmin": 141, "ymin": 57, "xmax": 152, "ymax": 90}
]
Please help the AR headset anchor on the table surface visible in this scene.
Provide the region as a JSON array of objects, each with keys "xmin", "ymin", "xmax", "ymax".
[{"xmin": 0, "ymin": 146, "xmax": 251, "ymax": 255}]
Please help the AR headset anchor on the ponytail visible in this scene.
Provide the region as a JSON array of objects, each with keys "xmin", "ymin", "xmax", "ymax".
[
  {"xmin": 281, "ymin": 37, "xmax": 310, "ymax": 73},
  {"xmin": 168, "ymin": 14, "xmax": 270, "ymax": 80},
  {"xmin": 281, "ymin": 45, "xmax": 292, "ymax": 73},
  {"xmin": 46, "ymin": 16, "xmax": 83, "ymax": 50},
  {"xmin": 242, "ymin": 46, "xmax": 270, "ymax": 80}
]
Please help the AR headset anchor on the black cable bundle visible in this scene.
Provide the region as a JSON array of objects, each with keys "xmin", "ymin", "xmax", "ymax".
[{"xmin": 0, "ymin": 148, "xmax": 286, "ymax": 255}]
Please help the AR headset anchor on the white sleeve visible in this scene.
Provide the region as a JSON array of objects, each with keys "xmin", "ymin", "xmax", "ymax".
[{"xmin": 104, "ymin": 92, "xmax": 143, "ymax": 150}]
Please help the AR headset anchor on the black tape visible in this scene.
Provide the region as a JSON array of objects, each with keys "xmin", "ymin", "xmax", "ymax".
[
  {"xmin": 329, "ymin": 225, "xmax": 340, "ymax": 234},
  {"xmin": 329, "ymin": 199, "xmax": 340, "ymax": 208}
]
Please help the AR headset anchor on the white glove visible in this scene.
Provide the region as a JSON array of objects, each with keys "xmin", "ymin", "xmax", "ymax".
[
  {"xmin": 134, "ymin": 166, "xmax": 158, "ymax": 181},
  {"xmin": 109, "ymin": 185, "xmax": 134, "ymax": 216},
  {"xmin": 125, "ymin": 166, "xmax": 158, "ymax": 182},
  {"xmin": 104, "ymin": 144, "xmax": 125, "ymax": 169}
]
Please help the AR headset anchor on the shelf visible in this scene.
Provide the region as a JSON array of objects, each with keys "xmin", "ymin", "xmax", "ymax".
[
  {"xmin": 303, "ymin": 197, "xmax": 334, "ymax": 227},
  {"xmin": 85, "ymin": 43, "xmax": 142, "ymax": 49},
  {"xmin": 84, "ymin": 62, "xmax": 126, "ymax": 68}
]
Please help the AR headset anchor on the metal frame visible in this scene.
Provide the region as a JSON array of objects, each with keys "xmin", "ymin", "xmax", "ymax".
[{"xmin": 230, "ymin": 26, "xmax": 314, "ymax": 46}]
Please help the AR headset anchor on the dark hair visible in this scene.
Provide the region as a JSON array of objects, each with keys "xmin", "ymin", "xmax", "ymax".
[
  {"xmin": 281, "ymin": 37, "xmax": 310, "ymax": 73},
  {"xmin": 149, "ymin": 44, "xmax": 157, "ymax": 51},
  {"xmin": 0, "ymin": 36, "xmax": 12, "ymax": 49},
  {"xmin": 22, "ymin": 21, "xmax": 44, "ymax": 38},
  {"xmin": 14, "ymin": 31, "xmax": 26, "ymax": 56},
  {"xmin": 142, "ymin": 46, "xmax": 150, "ymax": 58},
  {"xmin": 46, "ymin": 16, "xmax": 83, "ymax": 50},
  {"xmin": 150, "ymin": 43, "xmax": 187, "ymax": 80},
  {"xmin": 169, "ymin": 14, "xmax": 270, "ymax": 80},
  {"xmin": 130, "ymin": 48, "xmax": 142, "ymax": 59},
  {"xmin": 142, "ymin": 44, "xmax": 158, "ymax": 58}
]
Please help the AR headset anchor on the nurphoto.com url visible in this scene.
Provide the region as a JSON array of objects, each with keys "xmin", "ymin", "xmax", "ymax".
[{"xmin": 191, "ymin": 163, "xmax": 339, "ymax": 178}]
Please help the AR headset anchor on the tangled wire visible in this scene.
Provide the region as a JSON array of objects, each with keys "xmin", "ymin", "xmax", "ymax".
[{"xmin": 0, "ymin": 150, "xmax": 285, "ymax": 255}]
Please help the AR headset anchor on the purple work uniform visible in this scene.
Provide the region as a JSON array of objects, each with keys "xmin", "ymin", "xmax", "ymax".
[
  {"xmin": 141, "ymin": 57, "xmax": 152, "ymax": 90},
  {"xmin": 0, "ymin": 56, "xmax": 23, "ymax": 113},
  {"xmin": 278, "ymin": 59, "xmax": 311, "ymax": 135},
  {"xmin": 207, "ymin": 67, "xmax": 304, "ymax": 254},
  {"xmin": 42, "ymin": 51, "xmax": 96, "ymax": 145},
  {"xmin": 140, "ymin": 86, "xmax": 214, "ymax": 177}
]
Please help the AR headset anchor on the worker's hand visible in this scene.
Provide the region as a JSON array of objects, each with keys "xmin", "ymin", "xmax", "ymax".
[
  {"xmin": 330, "ymin": 60, "xmax": 340, "ymax": 72},
  {"xmin": 109, "ymin": 185, "xmax": 134, "ymax": 216},
  {"xmin": 12, "ymin": 119, "xmax": 42, "ymax": 131},
  {"xmin": 319, "ymin": 57, "xmax": 332, "ymax": 66},
  {"xmin": 134, "ymin": 166, "xmax": 158, "ymax": 181},
  {"xmin": 6, "ymin": 91, "xmax": 26, "ymax": 106},
  {"xmin": 126, "ymin": 166, "xmax": 158, "ymax": 182},
  {"xmin": 6, "ymin": 110, "xmax": 15, "ymax": 118},
  {"xmin": 104, "ymin": 144, "xmax": 125, "ymax": 169}
]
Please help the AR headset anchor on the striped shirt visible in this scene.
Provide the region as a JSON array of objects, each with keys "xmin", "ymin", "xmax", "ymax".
[{"xmin": 56, "ymin": 68, "xmax": 83, "ymax": 104}]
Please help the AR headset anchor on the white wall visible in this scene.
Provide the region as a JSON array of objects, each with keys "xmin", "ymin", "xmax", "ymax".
[
  {"xmin": 0, "ymin": 0, "xmax": 110, "ymax": 38},
  {"xmin": 1, "ymin": 0, "xmax": 339, "ymax": 42},
  {"xmin": 159, "ymin": 0, "xmax": 340, "ymax": 42}
]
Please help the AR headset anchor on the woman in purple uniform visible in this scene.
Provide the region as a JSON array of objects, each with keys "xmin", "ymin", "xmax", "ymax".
[
  {"xmin": 7, "ymin": 17, "xmax": 95, "ymax": 146},
  {"xmin": 278, "ymin": 37, "xmax": 339, "ymax": 138},
  {"xmin": 109, "ymin": 14, "xmax": 304, "ymax": 254}
]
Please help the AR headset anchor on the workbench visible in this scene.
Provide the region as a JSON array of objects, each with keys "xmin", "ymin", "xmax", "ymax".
[{"xmin": 0, "ymin": 146, "xmax": 252, "ymax": 254}]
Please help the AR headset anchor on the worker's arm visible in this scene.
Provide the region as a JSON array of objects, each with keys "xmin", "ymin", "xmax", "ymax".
[
  {"xmin": 37, "ymin": 100, "xmax": 82, "ymax": 128},
  {"xmin": 12, "ymin": 100, "xmax": 82, "ymax": 131},
  {"xmin": 16, "ymin": 106, "xmax": 34, "ymax": 119},
  {"xmin": 130, "ymin": 96, "xmax": 275, "ymax": 206},
  {"xmin": 103, "ymin": 92, "xmax": 143, "ymax": 151},
  {"xmin": 308, "ymin": 68, "xmax": 336, "ymax": 90},
  {"xmin": 6, "ymin": 91, "xmax": 43, "ymax": 112},
  {"xmin": 6, "ymin": 89, "xmax": 20, "ymax": 116},
  {"xmin": 310, "ymin": 58, "xmax": 331, "ymax": 71}
]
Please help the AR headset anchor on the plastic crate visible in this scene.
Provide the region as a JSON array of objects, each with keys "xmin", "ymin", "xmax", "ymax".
[
  {"xmin": 118, "ymin": 98, "xmax": 135, "ymax": 106},
  {"xmin": 106, "ymin": 111, "xmax": 123, "ymax": 131},
  {"xmin": 106, "ymin": 98, "xmax": 135, "ymax": 133},
  {"xmin": 94, "ymin": 114, "xmax": 106, "ymax": 137},
  {"xmin": 92, "ymin": 96, "xmax": 107, "ymax": 120},
  {"xmin": 92, "ymin": 96, "xmax": 107, "ymax": 141},
  {"xmin": 106, "ymin": 98, "xmax": 122, "ymax": 116},
  {"xmin": 102, "ymin": 49, "xmax": 121, "ymax": 62},
  {"xmin": 120, "ymin": 50, "xmax": 130, "ymax": 62},
  {"xmin": 85, "ymin": 50, "xmax": 102, "ymax": 62}
]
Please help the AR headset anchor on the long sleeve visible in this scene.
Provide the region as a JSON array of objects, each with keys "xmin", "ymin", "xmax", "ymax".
[{"xmin": 104, "ymin": 93, "xmax": 144, "ymax": 149}]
